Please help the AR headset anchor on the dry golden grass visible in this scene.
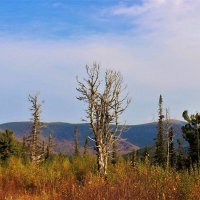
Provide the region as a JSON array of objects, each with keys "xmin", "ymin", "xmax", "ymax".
[{"xmin": 0, "ymin": 156, "xmax": 199, "ymax": 200}]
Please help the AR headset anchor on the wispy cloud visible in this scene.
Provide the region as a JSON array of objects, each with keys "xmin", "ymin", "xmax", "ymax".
[
  {"xmin": 1, "ymin": 0, "xmax": 200, "ymax": 124},
  {"xmin": 108, "ymin": 0, "xmax": 200, "ymax": 86},
  {"xmin": 111, "ymin": 0, "xmax": 188, "ymax": 16},
  {"xmin": 110, "ymin": 0, "xmax": 200, "ymax": 38}
]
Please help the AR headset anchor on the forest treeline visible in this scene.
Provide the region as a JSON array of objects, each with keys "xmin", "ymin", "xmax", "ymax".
[{"xmin": 0, "ymin": 64, "xmax": 200, "ymax": 199}]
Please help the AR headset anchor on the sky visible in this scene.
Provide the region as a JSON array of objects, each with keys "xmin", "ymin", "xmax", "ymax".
[{"xmin": 0, "ymin": 0, "xmax": 200, "ymax": 124}]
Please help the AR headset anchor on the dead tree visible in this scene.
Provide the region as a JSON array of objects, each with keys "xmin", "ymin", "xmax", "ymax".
[
  {"xmin": 77, "ymin": 63, "xmax": 131, "ymax": 177},
  {"xmin": 26, "ymin": 94, "xmax": 45, "ymax": 164}
]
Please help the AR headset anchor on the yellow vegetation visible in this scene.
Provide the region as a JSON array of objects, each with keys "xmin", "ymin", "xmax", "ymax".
[{"xmin": 0, "ymin": 155, "xmax": 200, "ymax": 200}]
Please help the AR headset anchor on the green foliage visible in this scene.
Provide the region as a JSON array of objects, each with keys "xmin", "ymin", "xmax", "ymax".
[
  {"xmin": 176, "ymin": 138, "xmax": 187, "ymax": 170},
  {"xmin": 0, "ymin": 129, "xmax": 21, "ymax": 161},
  {"xmin": 154, "ymin": 95, "xmax": 165, "ymax": 167},
  {"xmin": 182, "ymin": 111, "xmax": 200, "ymax": 164},
  {"xmin": 168, "ymin": 127, "xmax": 176, "ymax": 168},
  {"xmin": 111, "ymin": 140, "xmax": 118, "ymax": 165}
]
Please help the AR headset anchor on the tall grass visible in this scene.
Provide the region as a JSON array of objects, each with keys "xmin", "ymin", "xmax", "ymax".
[{"xmin": 0, "ymin": 155, "xmax": 200, "ymax": 200}]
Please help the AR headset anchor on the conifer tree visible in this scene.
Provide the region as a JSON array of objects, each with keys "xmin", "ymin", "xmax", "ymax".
[
  {"xmin": 154, "ymin": 95, "xmax": 165, "ymax": 167},
  {"xmin": 168, "ymin": 127, "xmax": 175, "ymax": 167},
  {"xmin": 182, "ymin": 111, "xmax": 200, "ymax": 166},
  {"xmin": 111, "ymin": 139, "xmax": 117, "ymax": 165},
  {"xmin": 165, "ymin": 109, "xmax": 175, "ymax": 168},
  {"xmin": 0, "ymin": 129, "xmax": 20, "ymax": 160},
  {"xmin": 176, "ymin": 138, "xmax": 185, "ymax": 170}
]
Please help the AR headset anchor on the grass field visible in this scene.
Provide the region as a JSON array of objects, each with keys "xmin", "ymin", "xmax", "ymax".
[{"xmin": 0, "ymin": 155, "xmax": 199, "ymax": 200}]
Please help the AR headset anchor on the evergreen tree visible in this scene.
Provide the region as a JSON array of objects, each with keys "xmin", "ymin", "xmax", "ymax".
[
  {"xmin": 74, "ymin": 127, "xmax": 80, "ymax": 156},
  {"xmin": 182, "ymin": 111, "xmax": 200, "ymax": 165},
  {"xmin": 111, "ymin": 139, "xmax": 118, "ymax": 165},
  {"xmin": 0, "ymin": 129, "xmax": 21, "ymax": 160},
  {"xmin": 176, "ymin": 138, "xmax": 185, "ymax": 170},
  {"xmin": 154, "ymin": 95, "xmax": 165, "ymax": 167},
  {"xmin": 168, "ymin": 127, "xmax": 176, "ymax": 167}
]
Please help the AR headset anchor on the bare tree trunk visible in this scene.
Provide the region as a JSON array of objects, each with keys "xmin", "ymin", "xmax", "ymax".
[
  {"xmin": 27, "ymin": 94, "xmax": 45, "ymax": 164},
  {"xmin": 96, "ymin": 146, "xmax": 108, "ymax": 176},
  {"xmin": 77, "ymin": 64, "xmax": 131, "ymax": 177},
  {"xmin": 31, "ymin": 118, "xmax": 39, "ymax": 162},
  {"xmin": 103, "ymin": 153, "xmax": 108, "ymax": 177}
]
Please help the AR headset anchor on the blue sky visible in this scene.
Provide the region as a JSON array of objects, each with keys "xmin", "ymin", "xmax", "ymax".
[
  {"xmin": 0, "ymin": 0, "xmax": 200, "ymax": 124},
  {"xmin": 0, "ymin": 0, "xmax": 139, "ymax": 38}
]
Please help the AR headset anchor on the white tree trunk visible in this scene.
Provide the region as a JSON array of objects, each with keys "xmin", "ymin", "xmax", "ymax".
[{"xmin": 97, "ymin": 145, "xmax": 108, "ymax": 177}]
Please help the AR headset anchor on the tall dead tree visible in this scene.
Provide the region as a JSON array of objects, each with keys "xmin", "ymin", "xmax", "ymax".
[
  {"xmin": 26, "ymin": 94, "xmax": 45, "ymax": 164},
  {"xmin": 77, "ymin": 64, "xmax": 131, "ymax": 177}
]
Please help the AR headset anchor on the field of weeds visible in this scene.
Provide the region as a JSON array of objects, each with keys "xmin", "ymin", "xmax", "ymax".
[{"xmin": 0, "ymin": 156, "xmax": 200, "ymax": 200}]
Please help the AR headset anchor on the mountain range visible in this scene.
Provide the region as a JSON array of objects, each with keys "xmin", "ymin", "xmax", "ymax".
[{"xmin": 0, "ymin": 120, "xmax": 186, "ymax": 154}]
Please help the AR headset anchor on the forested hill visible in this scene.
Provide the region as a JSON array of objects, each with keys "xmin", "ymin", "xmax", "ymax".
[
  {"xmin": 124, "ymin": 120, "xmax": 186, "ymax": 147},
  {"xmin": 0, "ymin": 120, "xmax": 186, "ymax": 154}
]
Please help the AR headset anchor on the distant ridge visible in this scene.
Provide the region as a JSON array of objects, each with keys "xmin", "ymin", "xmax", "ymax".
[{"xmin": 0, "ymin": 120, "xmax": 186, "ymax": 154}]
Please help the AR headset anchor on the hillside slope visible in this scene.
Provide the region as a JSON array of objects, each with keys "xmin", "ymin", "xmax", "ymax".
[{"xmin": 0, "ymin": 120, "xmax": 186, "ymax": 154}]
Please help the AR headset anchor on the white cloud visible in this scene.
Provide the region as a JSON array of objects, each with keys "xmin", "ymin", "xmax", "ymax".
[
  {"xmin": 2, "ymin": 1, "xmax": 199, "ymax": 81},
  {"xmin": 1, "ymin": 0, "xmax": 200, "ymax": 124},
  {"xmin": 107, "ymin": 0, "xmax": 200, "ymax": 87}
]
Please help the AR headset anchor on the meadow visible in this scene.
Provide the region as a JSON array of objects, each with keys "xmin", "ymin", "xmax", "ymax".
[{"xmin": 0, "ymin": 155, "xmax": 200, "ymax": 200}]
